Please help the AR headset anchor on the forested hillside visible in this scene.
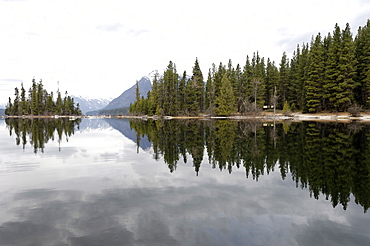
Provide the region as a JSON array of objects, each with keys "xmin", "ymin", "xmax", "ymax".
[
  {"xmin": 130, "ymin": 21, "xmax": 370, "ymax": 116},
  {"xmin": 5, "ymin": 79, "xmax": 81, "ymax": 116}
]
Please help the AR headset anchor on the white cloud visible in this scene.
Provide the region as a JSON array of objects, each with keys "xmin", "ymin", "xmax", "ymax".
[{"xmin": 1, "ymin": 0, "xmax": 369, "ymax": 105}]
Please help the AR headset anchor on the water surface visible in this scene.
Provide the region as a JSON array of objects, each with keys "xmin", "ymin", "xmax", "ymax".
[{"xmin": 0, "ymin": 118, "xmax": 369, "ymax": 246}]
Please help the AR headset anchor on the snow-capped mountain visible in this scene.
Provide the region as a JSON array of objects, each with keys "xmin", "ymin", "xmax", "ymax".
[
  {"xmin": 72, "ymin": 96, "xmax": 111, "ymax": 114},
  {"xmin": 77, "ymin": 72, "xmax": 158, "ymax": 115}
]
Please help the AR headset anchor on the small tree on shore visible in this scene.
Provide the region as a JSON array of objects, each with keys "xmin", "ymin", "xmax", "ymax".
[
  {"xmin": 348, "ymin": 104, "xmax": 362, "ymax": 117},
  {"xmin": 282, "ymin": 100, "xmax": 292, "ymax": 116}
]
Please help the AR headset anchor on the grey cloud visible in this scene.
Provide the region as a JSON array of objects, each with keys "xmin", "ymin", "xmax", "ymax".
[
  {"xmin": 25, "ymin": 31, "xmax": 41, "ymax": 36},
  {"xmin": 96, "ymin": 23, "xmax": 123, "ymax": 32},
  {"xmin": 0, "ymin": 220, "xmax": 71, "ymax": 246},
  {"xmin": 357, "ymin": 0, "xmax": 370, "ymax": 6},
  {"xmin": 68, "ymin": 227, "xmax": 134, "ymax": 246},
  {"xmin": 0, "ymin": 184, "xmax": 266, "ymax": 245},
  {"xmin": 0, "ymin": 187, "xmax": 183, "ymax": 245},
  {"xmin": 1, "ymin": 174, "xmax": 367, "ymax": 246},
  {"xmin": 2, "ymin": 160, "xmax": 39, "ymax": 172},
  {"xmin": 276, "ymin": 30, "xmax": 313, "ymax": 55},
  {"xmin": 127, "ymin": 28, "xmax": 150, "ymax": 37},
  {"xmin": 346, "ymin": 214, "xmax": 370, "ymax": 236},
  {"xmin": 0, "ymin": 78, "xmax": 23, "ymax": 87},
  {"xmin": 294, "ymin": 218, "xmax": 370, "ymax": 246},
  {"xmin": 135, "ymin": 211, "xmax": 180, "ymax": 246},
  {"xmin": 277, "ymin": 16, "xmax": 370, "ymax": 56},
  {"xmin": 0, "ymin": 78, "xmax": 23, "ymax": 82},
  {"xmin": 14, "ymin": 188, "xmax": 59, "ymax": 200},
  {"xmin": 99, "ymin": 152, "xmax": 120, "ymax": 162},
  {"xmin": 350, "ymin": 13, "xmax": 370, "ymax": 30},
  {"xmin": 95, "ymin": 23, "xmax": 149, "ymax": 36}
]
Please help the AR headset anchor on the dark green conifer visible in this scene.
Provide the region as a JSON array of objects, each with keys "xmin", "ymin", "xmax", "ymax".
[
  {"xmin": 162, "ymin": 61, "xmax": 179, "ymax": 115},
  {"xmin": 278, "ymin": 52, "xmax": 289, "ymax": 108},
  {"xmin": 240, "ymin": 56, "xmax": 252, "ymax": 113},
  {"xmin": 30, "ymin": 79, "xmax": 38, "ymax": 115},
  {"xmin": 13, "ymin": 87, "xmax": 20, "ymax": 115},
  {"xmin": 214, "ymin": 73, "xmax": 236, "ymax": 116},
  {"xmin": 354, "ymin": 19, "xmax": 370, "ymax": 108},
  {"xmin": 265, "ymin": 58, "xmax": 279, "ymax": 108},
  {"xmin": 177, "ymin": 71, "xmax": 186, "ymax": 114},
  {"xmin": 55, "ymin": 90, "xmax": 63, "ymax": 115},
  {"xmin": 20, "ymin": 83, "xmax": 28, "ymax": 115},
  {"xmin": 297, "ymin": 44, "xmax": 309, "ymax": 110},
  {"xmin": 325, "ymin": 23, "xmax": 356, "ymax": 111},
  {"xmin": 205, "ymin": 69, "xmax": 215, "ymax": 114},
  {"xmin": 149, "ymin": 73, "xmax": 159, "ymax": 115},
  {"xmin": 187, "ymin": 58, "xmax": 204, "ymax": 114},
  {"xmin": 306, "ymin": 34, "xmax": 325, "ymax": 112},
  {"xmin": 214, "ymin": 62, "xmax": 226, "ymax": 98},
  {"xmin": 339, "ymin": 23, "xmax": 356, "ymax": 110},
  {"xmin": 251, "ymin": 52, "xmax": 266, "ymax": 109}
]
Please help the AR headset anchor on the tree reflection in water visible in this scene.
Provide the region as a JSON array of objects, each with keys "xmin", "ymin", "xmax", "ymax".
[
  {"xmin": 5, "ymin": 117, "xmax": 369, "ymax": 212},
  {"xmin": 130, "ymin": 119, "xmax": 370, "ymax": 212},
  {"xmin": 5, "ymin": 118, "xmax": 81, "ymax": 153}
]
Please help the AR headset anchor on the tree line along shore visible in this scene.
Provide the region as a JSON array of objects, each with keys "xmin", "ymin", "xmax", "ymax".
[{"xmin": 129, "ymin": 21, "xmax": 370, "ymax": 117}]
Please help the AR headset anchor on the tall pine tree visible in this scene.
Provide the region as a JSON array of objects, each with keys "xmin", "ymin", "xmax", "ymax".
[
  {"xmin": 214, "ymin": 73, "xmax": 236, "ymax": 116},
  {"xmin": 162, "ymin": 61, "xmax": 179, "ymax": 115},
  {"xmin": 265, "ymin": 58, "xmax": 279, "ymax": 108},
  {"xmin": 186, "ymin": 58, "xmax": 204, "ymax": 115},
  {"xmin": 205, "ymin": 68, "xmax": 215, "ymax": 114},
  {"xmin": 278, "ymin": 52, "xmax": 289, "ymax": 108},
  {"xmin": 325, "ymin": 23, "xmax": 356, "ymax": 111},
  {"xmin": 306, "ymin": 34, "xmax": 325, "ymax": 112},
  {"xmin": 354, "ymin": 19, "xmax": 370, "ymax": 108}
]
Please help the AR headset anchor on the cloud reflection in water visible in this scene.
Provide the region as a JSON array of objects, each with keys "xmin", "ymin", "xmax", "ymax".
[{"xmin": 0, "ymin": 119, "xmax": 369, "ymax": 246}]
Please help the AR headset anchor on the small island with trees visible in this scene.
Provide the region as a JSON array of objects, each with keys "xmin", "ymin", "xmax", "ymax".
[{"xmin": 5, "ymin": 78, "xmax": 82, "ymax": 117}]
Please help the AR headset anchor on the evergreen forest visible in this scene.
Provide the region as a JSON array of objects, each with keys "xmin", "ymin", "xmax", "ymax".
[
  {"xmin": 130, "ymin": 20, "xmax": 370, "ymax": 116},
  {"xmin": 5, "ymin": 78, "xmax": 82, "ymax": 116}
]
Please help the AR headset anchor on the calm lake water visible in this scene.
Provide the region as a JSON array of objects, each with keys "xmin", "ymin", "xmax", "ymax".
[{"xmin": 0, "ymin": 118, "xmax": 369, "ymax": 246}]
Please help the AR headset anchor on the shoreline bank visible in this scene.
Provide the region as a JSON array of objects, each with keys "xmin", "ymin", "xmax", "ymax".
[{"xmin": 3, "ymin": 112, "xmax": 370, "ymax": 123}]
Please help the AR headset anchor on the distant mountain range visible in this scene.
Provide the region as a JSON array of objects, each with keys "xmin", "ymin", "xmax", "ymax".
[
  {"xmin": 72, "ymin": 96, "xmax": 111, "ymax": 114},
  {"xmin": 0, "ymin": 108, "xmax": 5, "ymax": 116},
  {"xmin": 103, "ymin": 76, "xmax": 152, "ymax": 110},
  {"xmin": 85, "ymin": 76, "xmax": 152, "ymax": 115}
]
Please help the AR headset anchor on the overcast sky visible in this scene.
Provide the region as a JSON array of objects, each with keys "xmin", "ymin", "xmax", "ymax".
[{"xmin": 1, "ymin": 0, "xmax": 370, "ymax": 106}]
